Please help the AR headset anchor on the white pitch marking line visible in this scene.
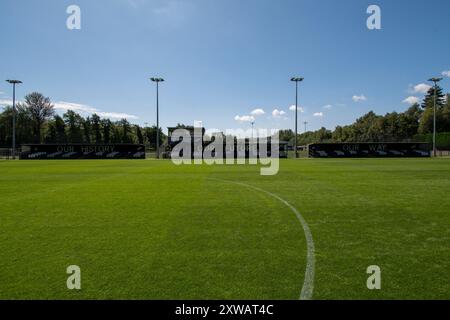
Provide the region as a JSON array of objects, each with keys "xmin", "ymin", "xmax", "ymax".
[{"xmin": 207, "ymin": 178, "xmax": 315, "ymax": 300}]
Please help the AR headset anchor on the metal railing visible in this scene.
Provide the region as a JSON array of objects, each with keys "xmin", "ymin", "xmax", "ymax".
[
  {"xmin": 436, "ymin": 150, "xmax": 450, "ymax": 157},
  {"xmin": 0, "ymin": 148, "xmax": 19, "ymax": 160}
]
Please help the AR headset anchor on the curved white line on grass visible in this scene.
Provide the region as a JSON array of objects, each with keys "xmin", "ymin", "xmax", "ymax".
[{"xmin": 208, "ymin": 178, "xmax": 315, "ymax": 300}]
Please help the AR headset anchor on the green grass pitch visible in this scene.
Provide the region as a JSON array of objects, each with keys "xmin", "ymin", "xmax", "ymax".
[{"xmin": 0, "ymin": 159, "xmax": 449, "ymax": 300}]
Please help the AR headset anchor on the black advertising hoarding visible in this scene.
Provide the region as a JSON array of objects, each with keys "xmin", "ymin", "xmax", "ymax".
[
  {"xmin": 20, "ymin": 144, "xmax": 146, "ymax": 160},
  {"xmin": 308, "ymin": 142, "xmax": 431, "ymax": 158}
]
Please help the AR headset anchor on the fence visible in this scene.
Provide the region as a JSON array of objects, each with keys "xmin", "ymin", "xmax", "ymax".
[
  {"xmin": 0, "ymin": 148, "xmax": 19, "ymax": 159},
  {"xmin": 436, "ymin": 150, "xmax": 450, "ymax": 157}
]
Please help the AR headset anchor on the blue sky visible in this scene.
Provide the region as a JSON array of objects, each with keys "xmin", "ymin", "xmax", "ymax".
[{"xmin": 1, "ymin": 0, "xmax": 449, "ymax": 133}]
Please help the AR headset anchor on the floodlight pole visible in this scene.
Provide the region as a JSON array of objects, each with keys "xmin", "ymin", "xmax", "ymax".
[
  {"xmin": 151, "ymin": 77, "xmax": 164, "ymax": 159},
  {"xmin": 251, "ymin": 121, "xmax": 255, "ymax": 140},
  {"xmin": 6, "ymin": 79, "xmax": 22, "ymax": 159},
  {"xmin": 304, "ymin": 121, "xmax": 308, "ymax": 133},
  {"xmin": 291, "ymin": 77, "xmax": 304, "ymax": 158},
  {"xmin": 429, "ymin": 77, "xmax": 442, "ymax": 157},
  {"xmin": 156, "ymin": 81, "xmax": 159, "ymax": 159}
]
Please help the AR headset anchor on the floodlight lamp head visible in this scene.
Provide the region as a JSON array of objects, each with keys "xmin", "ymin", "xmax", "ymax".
[
  {"xmin": 428, "ymin": 77, "xmax": 443, "ymax": 83},
  {"xmin": 291, "ymin": 77, "xmax": 304, "ymax": 82},
  {"xmin": 151, "ymin": 77, "xmax": 165, "ymax": 82},
  {"xmin": 6, "ymin": 79, "xmax": 22, "ymax": 84}
]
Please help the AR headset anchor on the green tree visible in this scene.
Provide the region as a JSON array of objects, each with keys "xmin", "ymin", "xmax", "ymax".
[
  {"xmin": 82, "ymin": 116, "xmax": 92, "ymax": 143},
  {"xmin": 45, "ymin": 115, "xmax": 67, "ymax": 143},
  {"xmin": 64, "ymin": 110, "xmax": 84, "ymax": 143},
  {"xmin": 135, "ymin": 125, "xmax": 144, "ymax": 145},
  {"xmin": 119, "ymin": 119, "xmax": 133, "ymax": 143},
  {"xmin": 0, "ymin": 106, "xmax": 13, "ymax": 146},
  {"xmin": 421, "ymin": 85, "xmax": 445, "ymax": 110},
  {"xmin": 144, "ymin": 125, "xmax": 164, "ymax": 149},
  {"xmin": 111, "ymin": 124, "xmax": 122, "ymax": 143},
  {"xmin": 102, "ymin": 119, "xmax": 112, "ymax": 144},
  {"xmin": 0, "ymin": 105, "xmax": 34, "ymax": 145},
  {"xmin": 442, "ymin": 94, "xmax": 450, "ymax": 132},
  {"xmin": 352, "ymin": 111, "xmax": 383, "ymax": 142},
  {"xmin": 403, "ymin": 103, "xmax": 422, "ymax": 137},
  {"xmin": 278, "ymin": 129, "xmax": 295, "ymax": 144},
  {"xmin": 91, "ymin": 114, "xmax": 102, "ymax": 144},
  {"xmin": 54, "ymin": 115, "xmax": 67, "ymax": 142},
  {"xmin": 20, "ymin": 92, "xmax": 54, "ymax": 143}
]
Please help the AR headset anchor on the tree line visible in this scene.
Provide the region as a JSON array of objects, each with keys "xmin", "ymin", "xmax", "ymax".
[
  {"xmin": 1, "ymin": 87, "xmax": 449, "ymax": 149},
  {"xmin": 0, "ymin": 92, "xmax": 165, "ymax": 148},
  {"xmin": 278, "ymin": 86, "xmax": 450, "ymax": 148}
]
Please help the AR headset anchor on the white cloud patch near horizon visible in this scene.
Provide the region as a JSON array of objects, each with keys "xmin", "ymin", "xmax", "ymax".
[
  {"xmin": 54, "ymin": 101, "xmax": 139, "ymax": 120},
  {"xmin": 442, "ymin": 70, "xmax": 450, "ymax": 77},
  {"xmin": 96, "ymin": 112, "xmax": 138, "ymax": 119},
  {"xmin": 234, "ymin": 115, "xmax": 255, "ymax": 123},
  {"xmin": 313, "ymin": 112, "xmax": 324, "ymax": 117},
  {"xmin": 402, "ymin": 96, "xmax": 420, "ymax": 105},
  {"xmin": 0, "ymin": 99, "xmax": 138, "ymax": 120},
  {"xmin": 0, "ymin": 99, "xmax": 12, "ymax": 108},
  {"xmin": 323, "ymin": 104, "xmax": 333, "ymax": 109},
  {"xmin": 352, "ymin": 95, "xmax": 367, "ymax": 102},
  {"xmin": 53, "ymin": 101, "xmax": 98, "ymax": 113}
]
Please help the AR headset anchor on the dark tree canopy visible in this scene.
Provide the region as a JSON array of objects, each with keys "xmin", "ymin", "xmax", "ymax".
[
  {"xmin": 422, "ymin": 85, "xmax": 446, "ymax": 109},
  {"xmin": 0, "ymin": 92, "xmax": 166, "ymax": 148},
  {"xmin": 1, "ymin": 90, "xmax": 449, "ymax": 149},
  {"xmin": 20, "ymin": 92, "xmax": 55, "ymax": 143}
]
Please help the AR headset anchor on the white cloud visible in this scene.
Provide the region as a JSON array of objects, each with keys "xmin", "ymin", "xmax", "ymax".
[
  {"xmin": 352, "ymin": 95, "xmax": 367, "ymax": 102},
  {"xmin": 323, "ymin": 104, "xmax": 333, "ymax": 109},
  {"xmin": 53, "ymin": 101, "xmax": 98, "ymax": 113},
  {"xmin": 0, "ymin": 99, "xmax": 12, "ymax": 106},
  {"xmin": 0, "ymin": 91, "xmax": 5, "ymax": 95},
  {"xmin": 272, "ymin": 109, "xmax": 286, "ymax": 118},
  {"xmin": 289, "ymin": 105, "xmax": 304, "ymax": 112},
  {"xmin": 234, "ymin": 115, "xmax": 255, "ymax": 122},
  {"xmin": 250, "ymin": 108, "xmax": 265, "ymax": 116},
  {"xmin": 313, "ymin": 112, "xmax": 324, "ymax": 117},
  {"xmin": 442, "ymin": 71, "xmax": 450, "ymax": 77},
  {"xmin": 402, "ymin": 96, "xmax": 420, "ymax": 105},
  {"xmin": 96, "ymin": 112, "xmax": 138, "ymax": 120},
  {"xmin": 412, "ymin": 83, "xmax": 431, "ymax": 94},
  {"xmin": 53, "ymin": 101, "xmax": 138, "ymax": 119},
  {"xmin": 0, "ymin": 99, "xmax": 138, "ymax": 120}
]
